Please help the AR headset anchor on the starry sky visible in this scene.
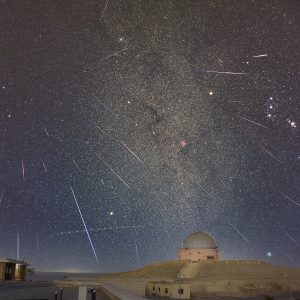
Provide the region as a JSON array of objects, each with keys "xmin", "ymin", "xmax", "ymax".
[{"xmin": 0, "ymin": 0, "xmax": 299, "ymax": 272}]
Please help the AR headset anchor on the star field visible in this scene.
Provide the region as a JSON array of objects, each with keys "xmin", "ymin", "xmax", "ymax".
[{"xmin": 0, "ymin": 0, "xmax": 299, "ymax": 272}]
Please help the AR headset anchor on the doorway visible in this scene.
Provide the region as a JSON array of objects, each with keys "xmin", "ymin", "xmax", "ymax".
[{"xmin": 5, "ymin": 263, "xmax": 15, "ymax": 280}]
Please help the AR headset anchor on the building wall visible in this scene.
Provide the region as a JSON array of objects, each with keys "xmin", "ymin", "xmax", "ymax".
[
  {"xmin": 146, "ymin": 282, "xmax": 190, "ymax": 299},
  {"xmin": 169, "ymin": 284, "xmax": 190, "ymax": 300},
  {"xmin": 0, "ymin": 263, "xmax": 26, "ymax": 281},
  {"xmin": 0, "ymin": 263, "xmax": 5, "ymax": 281},
  {"xmin": 147, "ymin": 282, "xmax": 157, "ymax": 296},
  {"xmin": 157, "ymin": 283, "xmax": 171, "ymax": 298},
  {"xmin": 15, "ymin": 264, "xmax": 26, "ymax": 280},
  {"xmin": 177, "ymin": 248, "xmax": 220, "ymax": 262}
]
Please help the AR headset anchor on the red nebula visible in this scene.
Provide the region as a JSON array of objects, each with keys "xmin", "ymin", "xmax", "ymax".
[{"xmin": 180, "ymin": 139, "xmax": 188, "ymax": 148}]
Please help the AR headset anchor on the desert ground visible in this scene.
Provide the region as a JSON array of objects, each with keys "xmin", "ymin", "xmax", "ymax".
[
  {"xmin": 0, "ymin": 270, "xmax": 300, "ymax": 300},
  {"xmin": 2, "ymin": 260, "xmax": 299, "ymax": 300},
  {"xmin": 91, "ymin": 259, "xmax": 300, "ymax": 299}
]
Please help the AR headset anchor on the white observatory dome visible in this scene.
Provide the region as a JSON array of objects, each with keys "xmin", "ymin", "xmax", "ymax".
[{"xmin": 183, "ymin": 232, "xmax": 217, "ymax": 249}]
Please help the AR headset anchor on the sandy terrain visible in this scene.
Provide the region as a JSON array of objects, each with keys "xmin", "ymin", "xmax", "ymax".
[{"xmin": 92, "ymin": 259, "xmax": 300, "ymax": 298}]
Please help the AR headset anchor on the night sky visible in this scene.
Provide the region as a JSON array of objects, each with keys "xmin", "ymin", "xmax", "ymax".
[{"xmin": 0, "ymin": 0, "xmax": 299, "ymax": 272}]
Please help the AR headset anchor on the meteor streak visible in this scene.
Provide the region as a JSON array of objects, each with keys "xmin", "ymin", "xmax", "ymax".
[
  {"xmin": 282, "ymin": 229, "xmax": 297, "ymax": 244},
  {"xmin": 280, "ymin": 192, "xmax": 300, "ymax": 207},
  {"xmin": 203, "ymin": 70, "xmax": 247, "ymax": 75},
  {"xmin": 72, "ymin": 159, "xmax": 81, "ymax": 172},
  {"xmin": 36, "ymin": 236, "xmax": 40, "ymax": 253},
  {"xmin": 44, "ymin": 127, "xmax": 49, "ymax": 136},
  {"xmin": 99, "ymin": 0, "xmax": 110, "ymax": 21},
  {"xmin": 260, "ymin": 146, "xmax": 283, "ymax": 164},
  {"xmin": 70, "ymin": 186, "xmax": 99, "ymax": 262},
  {"xmin": 34, "ymin": 196, "xmax": 38, "ymax": 212},
  {"xmin": 229, "ymin": 223, "xmax": 249, "ymax": 242},
  {"xmin": 41, "ymin": 159, "xmax": 47, "ymax": 173},
  {"xmin": 21, "ymin": 158, "xmax": 25, "ymax": 179},
  {"xmin": 121, "ymin": 141, "xmax": 143, "ymax": 163},
  {"xmin": 200, "ymin": 186, "xmax": 214, "ymax": 199},
  {"xmin": 119, "ymin": 197, "xmax": 130, "ymax": 210},
  {"xmin": 253, "ymin": 54, "xmax": 268, "ymax": 58},
  {"xmin": 96, "ymin": 126, "xmax": 108, "ymax": 135},
  {"xmin": 0, "ymin": 191, "xmax": 4, "ymax": 205},
  {"xmin": 236, "ymin": 115, "xmax": 269, "ymax": 129},
  {"xmin": 96, "ymin": 154, "xmax": 129, "ymax": 188},
  {"xmin": 144, "ymin": 100, "xmax": 160, "ymax": 108},
  {"xmin": 100, "ymin": 47, "xmax": 128, "ymax": 62},
  {"xmin": 220, "ymin": 180, "xmax": 232, "ymax": 191},
  {"xmin": 134, "ymin": 240, "xmax": 140, "ymax": 265}
]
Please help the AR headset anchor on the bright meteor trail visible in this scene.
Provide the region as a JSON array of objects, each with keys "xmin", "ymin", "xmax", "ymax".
[
  {"xmin": 0, "ymin": 192, "xmax": 4, "ymax": 205},
  {"xmin": 96, "ymin": 154, "xmax": 129, "ymax": 188},
  {"xmin": 21, "ymin": 158, "xmax": 25, "ymax": 179},
  {"xmin": 41, "ymin": 159, "xmax": 47, "ymax": 173},
  {"xmin": 121, "ymin": 141, "xmax": 143, "ymax": 163},
  {"xmin": 252, "ymin": 54, "xmax": 268, "ymax": 58},
  {"xmin": 203, "ymin": 70, "xmax": 247, "ymax": 75},
  {"xmin": 229, "ymin": 223, "xmax": 249, "ymax": 242},
  {"xmin": 70, "ymin": 186, "xmax": 99, "ymax": 262}
]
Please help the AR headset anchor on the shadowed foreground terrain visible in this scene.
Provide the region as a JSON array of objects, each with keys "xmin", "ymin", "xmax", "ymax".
[
  {"xmin": 0, "ymin": 281, "xmax": 77, "ymax": 300},
  {"xmin": 0, "ymin": 280, "xmax": 116, "ymax": 300}
]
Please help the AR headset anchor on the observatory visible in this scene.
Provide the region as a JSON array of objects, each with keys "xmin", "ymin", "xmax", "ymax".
[{"xmin": 177, "ymin": 232, "xmax": 220, "ymax": 262}]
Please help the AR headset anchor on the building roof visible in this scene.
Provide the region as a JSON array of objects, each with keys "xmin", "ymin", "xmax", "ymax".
[
  {"xmin": 0, "ymin": 258, "xmax": 27, "ymax": 264},
  {"xmin": 149, "ymin": 280, "xmax": 173, "ymax": 284},
  {"xmin": 182, "ymin": 232, "xmax": 218, "ymax": 249},
  {"xmin": 149, "ymin": 280, "xmax": 189, "ymax": 286}
]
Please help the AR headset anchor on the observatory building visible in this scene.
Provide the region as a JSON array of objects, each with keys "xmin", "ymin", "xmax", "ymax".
[{"xmin": 177, "ymin": 232, "xmax": 220, "ymax": 262}]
